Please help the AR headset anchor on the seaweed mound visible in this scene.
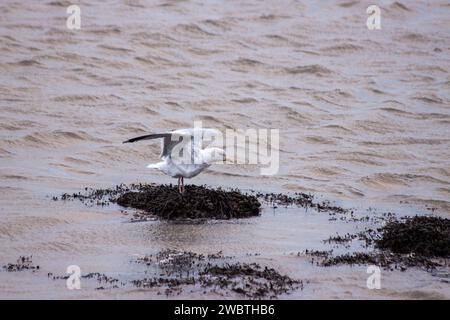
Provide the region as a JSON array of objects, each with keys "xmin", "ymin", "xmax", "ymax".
[
  {"xmin": 132, "ymin": 250, "xmax": 302, "ymax": 298},
  {"xmin": 376, "ymin": 216, "xmax": 450, "ymax": 257},
  {"xmin": 116, "ymin": 184, "xmax": 261, "ymax": 220}
]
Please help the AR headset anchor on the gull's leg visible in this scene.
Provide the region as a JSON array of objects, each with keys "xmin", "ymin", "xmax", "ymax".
[
  {"xmin": 181, "ymin": 177, "xmax": 184, "ymax": 193},
  {"xmin": 178, "ymin": 177, "xmax": 181, "ymax": 193}
]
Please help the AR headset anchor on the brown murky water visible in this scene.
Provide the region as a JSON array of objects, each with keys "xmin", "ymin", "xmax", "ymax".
[{"xmin": 0, "ymin": 1, "xmax": 449, "ymax": 299}]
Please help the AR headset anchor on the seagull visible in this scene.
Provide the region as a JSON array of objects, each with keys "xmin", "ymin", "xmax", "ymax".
[{"xmin": 123, "ymin": 128, "xmax": 225, "ymax": 193}]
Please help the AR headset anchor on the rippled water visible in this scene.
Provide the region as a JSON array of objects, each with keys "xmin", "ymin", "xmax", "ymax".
[{"xmin": 0, "ymin": 0, "xmax": 449, "ymax": 299}]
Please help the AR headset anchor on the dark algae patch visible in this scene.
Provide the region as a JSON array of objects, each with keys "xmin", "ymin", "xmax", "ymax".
[
  {"xmin": 256, "ymin": 191, "xmax": 348, "ymax": 215},
  {"xmin": 55, "ymin": 183, "xmax": 353, "ymax": 220},
  {"xmin": 55, "ymin": 184, "xmax": 261, "ymax": 220},
  {"xmin": 201, "ymin": 263, "xmax": 301, "ymax": 298},
  {"xmin": 45, "ymin": 250, "xmax": 302, "ymax": 298},
  {"xmin": 321, "ymin": 252, "xmax": 442, "ymax": 271},
  {"xmin": 311, "ymin": 216, "xmax": 450, "ymax": 271},
  {"xmin": 54, "ymin": 184, "xmax": 449, "ymax": 275},
  {"xmin": 132, "ymin": 250, "xmax": 302, "ymax": 298},
  {"xmin": 117, "ymin": 185, "xmax": 261, "ymax": 219},
  {"xmin": 376, "ymin": 216, "xmax": 450, "ymax": 257},
  {"xmin": 2, "ymin": 256, "xmax": 39, "ymax": 272}
]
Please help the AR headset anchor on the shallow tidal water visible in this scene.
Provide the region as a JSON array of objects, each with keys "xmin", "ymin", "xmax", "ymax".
[{"xmin": 0, "ymin": 0, "xmax": 449, "ymax": 299}]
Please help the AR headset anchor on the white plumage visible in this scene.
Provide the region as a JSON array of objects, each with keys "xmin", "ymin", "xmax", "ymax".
[{"xmin": 124, "ymin": 128, "xmax": 224, "ymax": 193}]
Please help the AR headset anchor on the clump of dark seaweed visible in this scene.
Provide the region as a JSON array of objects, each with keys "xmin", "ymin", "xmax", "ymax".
[
  {"xmin": 54, "ymin": 183, "xmax": 135, "ymax": 206},
  {"xmin": 116, "ymin": 185, "xmax": 261, "ymax": 220},
  {"xmin": 324, "ymin": 233, "xmax": 357, "ymax": 244},
  {"xmin": 55, "ymin": 183, "xmax": 353, "ymax": 220},
  {"xmin": 321, "ymin": 252, "xmax": 442, "ymax": 271},
  {"xmin": 132, "ymin": 249, "xmax": 302, "ymax": 298},
  {"xmin": 2, "ymin": 256, "xmax": 39, "ymax": 272},
  {"xmin": 55, "ymin": 184, "xmax": 261, "ymax": 220},
  {"xmin": 200, "ymin": 263, "xmax": 302, "ymax": 298},
  {"xmin": 308, "ymin": 216, "xmax": 450, "ymax": 271},
  {"xmin": 375, "ymin": 216, "xmax": 450, "ymax": 257},
  {"xmin": 257, "ymin": 191, "xmax": 349, "ymax": 216}
]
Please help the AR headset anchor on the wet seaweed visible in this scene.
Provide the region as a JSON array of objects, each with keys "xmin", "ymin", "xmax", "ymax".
[
  {"xmin": 132, "ymin": 249, "xmax": 302, "ymax": 299},
  {"xmin": 117, "ymin": 185, "xmax": 261, "ymax": 219},
  {"xmin": 375, "ymin": 216, "xmax": 450, "ymax": 257},
  {"xmin": 309, "ymin": 216, "xmax": 450, "ymax": 271},
  {"xmin": 55, "ymin": 184, "xmax": 261, "ymax": 220},
  {"xmin": 2, "ymin": 256, "xmax": 39, "ymax": 272}
]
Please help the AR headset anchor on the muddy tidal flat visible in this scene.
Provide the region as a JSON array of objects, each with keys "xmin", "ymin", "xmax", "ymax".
[
  {"xmin": 0, "ymin": 184, "xmax": 449, "ymax": 299},
  {"xmin": 1, "ymin": 0, "xmax": 450, "ymax": 299}
]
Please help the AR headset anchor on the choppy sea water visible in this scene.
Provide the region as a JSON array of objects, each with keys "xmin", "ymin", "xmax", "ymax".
[{"xmin": 0, "ymin": 1, "xmax": 449, "ymax": 299}]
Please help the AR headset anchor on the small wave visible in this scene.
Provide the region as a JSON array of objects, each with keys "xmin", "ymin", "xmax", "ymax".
[
  {"xmin": 399, "ymin": 33, "xmax": 430, "ymax": 43},
  {"xmin": 379, "ymin": 107, "xmax": 416, "ymax": 117},
  {"xmin": 53, "ymin": 94, "xmax": 100, "ymax": 103},
  {"xmin": 0, "ymin": 147, "xmax": 12, "ymax": 156},
  {"xmin": 1, "ymin": 35, "xmax": 17, "ymax": 42},
  {"xmin": 63, "ymin": 157, "xmax": 92, "ymax": 166},
  {"xmin": 310, "ymin": 166, "xmax": 341, "ymax": 177},
  {"xmin": 283, "ymin": 64, "xmax": 332, "ymax": 76},
  {"xmin": 438, "ymin": 188, "xmax": 450, "ymax": 196},
  {"xmin": 389, "ymin": 2, "xmax": 411, "ymax": 12},
  {"xmin": 278, "ymin": 106, "xmax": 312, "ymax": 124},
  {"xmin": 389, "ymin": 196, "xmax": 450, "ymax": 215},
  {"xmin": 90, "ymin": 26, "xmax": 121, "ymax": 35},
  {"xmin": 338, "ymin": 1, "xmax": 358, "ymax": 8},
  {"xmin": 402, "ymin": 137, "xmax": 446, "ymax": 145},
  {"xmin": 336, "ymin": 155, "xmax": 383, "ymax": 166},
  {"xmin": 207, "ymin": 170, "xmax": 252, "ymax": 178},
  {"xmin": 321, "ymin": 44, "xmax": 363, "ymax": 54},
  {"xmin": 17, "ymin": 130, "xmax": 106, "ymax": 148},
  {"xmin": 124, "ymin": 0, "xmax": 145, "ymax": 8},
  {"xmin": 264, "ymin": 34, "xmax": 289, "ymax": 42},
  {"xmin": 201, "ymin": 19, "xmax": 234, "ymax": 32},
  {"xmin": 232, "ymin": 98, "xmax": 258, "ymax": 104},
  {"xmin": 174, "ymin": 23, "xmax": 216, "ymax": 37},
  {"xmin": 135, "ymin": 55, "xmax": 181, "ymax": 67},
  {"xmin": 196, "ymin": 115, "xmax": 227, "ymax": 127},
  {"xmin": 228, "ymin": 58, "xmax": 264, "ymax": 67},
  {"xmin": 131, "ymin": 31, "xmax": 177, "ymax": 43},
  {"xmin": 306, "ymin": 136, "xmax": 336, "ymax": 145},
  {"xmin": 361, "ymin": 173, "xmax": 449, "ymax": 188},
  {"xmin": 321, "ymin": 125, "xmax": 353, "ymax": 134},
  {"xmin": 98, "ymin": 44, "xmax": 134, "ymax": 53},
  {"xmin": 53, "ymin": 94, "xmax": 122, "ymax": 103},
  {"xmin": 361, "ymin": 138, "xmax": 446, "ymax": 146},
  {"xmin": 257, "ymin": 14, "xmax": 289, "ymax": 21},
  {"xmin": 0, "ymin": 174, "xmax": 30, "ymax": 180},
  {"xmin": 11, "ymin": 59, "xmax": 41, "ymax": 67},
  {"xmin": 186, "ymin": 47, "xmax": 222, "ymax": 57},
  {"xmin": 47, "ymin": 1, "xmax": 72, "ymax": 7},
  {"xmin": 414, "ymin": 95, "xmax": 444, "ymax": 104},
  {"xmin": 367, "ymin": 87, "xmax": 388, "ymax": 95}
]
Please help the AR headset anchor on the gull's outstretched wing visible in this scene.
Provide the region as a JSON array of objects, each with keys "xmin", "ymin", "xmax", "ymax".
[
  {"xmin": 123, "ymin": 128, "xmax": 221, "ymax": 158},
  {"xmin": 122, "ymin": 133, "xmax": 169, "ymax": 144},
  {"xmin": 123, "ymin": 132, "xmax": 179, "ymax": 158}
]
